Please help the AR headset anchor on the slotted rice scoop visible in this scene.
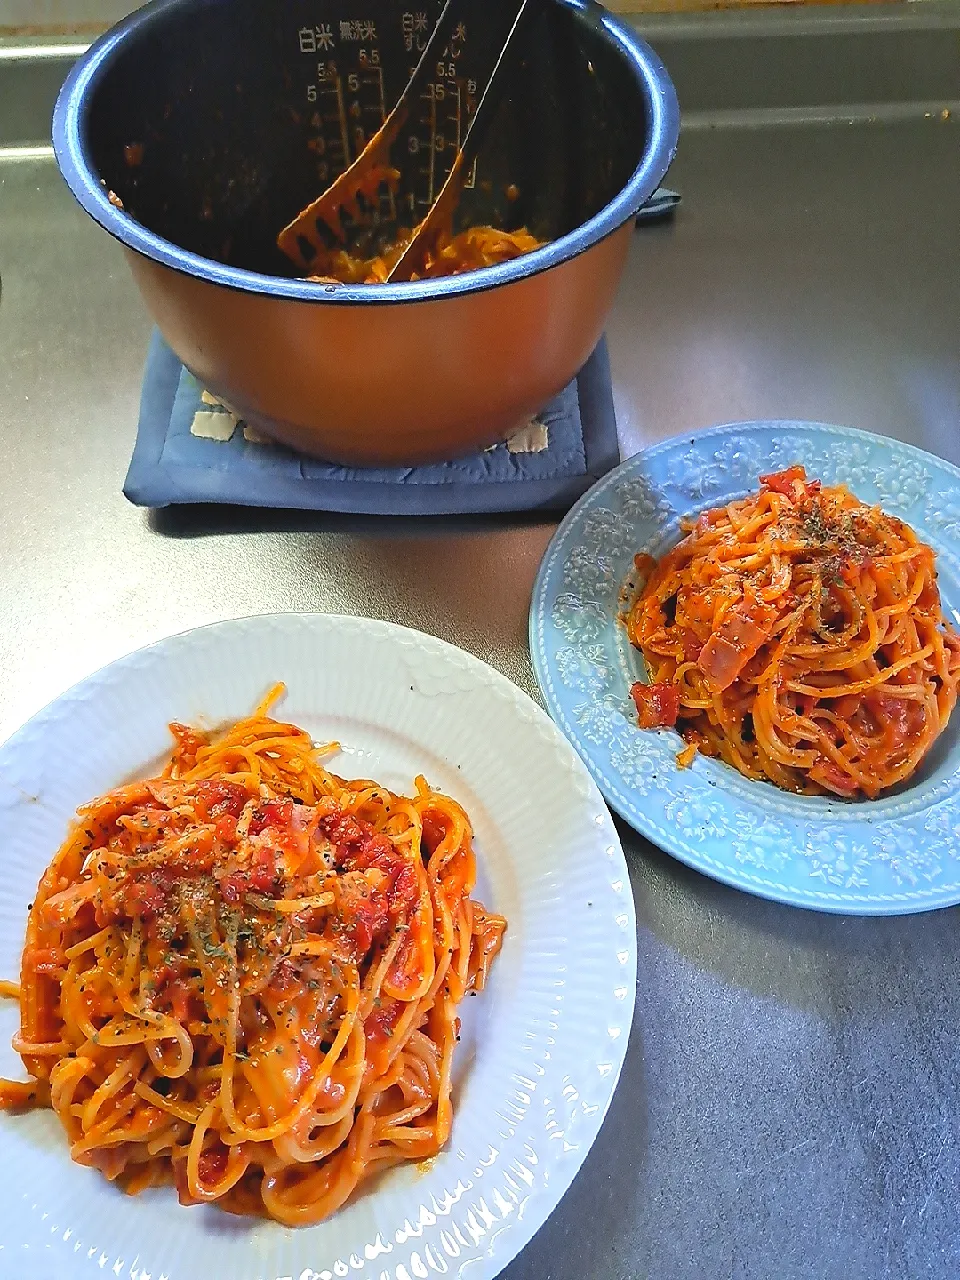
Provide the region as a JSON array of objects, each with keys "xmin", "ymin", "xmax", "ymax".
[{"xmin": 277, "ymin": 0, "xmax": 537, "ymax": 284}]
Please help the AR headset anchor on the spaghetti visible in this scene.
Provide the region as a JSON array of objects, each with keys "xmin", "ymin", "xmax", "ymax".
[
  {"xmin": 0, "ymin": 687, "xmax": 505, "ymax": 1224},
  {"xmin": 625, "ymin": 466, "xmax": 960, "ymax": 798},
  {"xmin": 305, "ymin": 224, "xmax": 542, "ymax": 285}
]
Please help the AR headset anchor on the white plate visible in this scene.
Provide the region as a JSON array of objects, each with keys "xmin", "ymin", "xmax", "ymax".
[{"xmin": 0, "ymin": 614, "xmax": 634, "ymax": 1280}]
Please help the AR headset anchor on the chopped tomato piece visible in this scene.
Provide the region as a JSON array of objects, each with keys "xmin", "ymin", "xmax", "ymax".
[
  {"xmin": 248, "ymin": 852, "xmax": 278, "ymax": 892},
  {"xmin": 320, "ymin": 810, "xmax": 365, "ymax": 851},
  {"xmin": 196, "ymin": 779, "xmax": 248, "ymax": 822},
  {"xmin": 761, "ymin": 465, "xmax": 806, "ymax": 494},
  {"xmin": 630, "ymin": 681, "xmax": 681, "ymax": 729},
  {"xmin": 219, "ymin": 846, "xmax": 277, "ymax": 902},
  {"xmin": 214, "ymin": 813, "xmax": 238, "ymax": 843},
  {"xmin": 365, "ymin": 995, "xmax": 403, "ymax": 1050},
  {"xmin": 339, "ymin": 880, "xmax": 390, "ymax": 956},
  {"xmin": 125, "ymin": 881, "xmax": 166, "ymax": 918},
  {"xmin": 760, "ymin": 465, "xmax": 821, "ymax": 500},
  {"xmin": 317, "ymin": 808, "xmax": 417, "ymax": 917},
  {"xmin": 389, "ymin": 861, "xmax": 419, "ymax": 913},
  {"xmin": 197, "ymin": 1146, "xmax": 229, "ymax": 1186},
  {"xmin": 697, "ymin": 595, "xmax": 778, "ymax": 691},
  {"xmin": 248, "ymin": 798, "xmax": 293, "ymax": 836}
]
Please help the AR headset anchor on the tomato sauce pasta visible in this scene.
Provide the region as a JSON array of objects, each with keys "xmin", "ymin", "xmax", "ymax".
[
  {"xmin": 305, "ymin": 224, "xmax": 542, "ymax": 284},
  {"xmin": 626, "ymin": 467, "xmax": 960, "ymax": 799},
  {"xmin": 0, "ymin": 686, "xmax": 505, "ymax": 1224}
]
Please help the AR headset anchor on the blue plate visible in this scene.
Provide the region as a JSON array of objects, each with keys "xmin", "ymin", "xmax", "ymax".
[{"xmin": 529, "ymin": 421, "xmax": 960, "ymax": 915}]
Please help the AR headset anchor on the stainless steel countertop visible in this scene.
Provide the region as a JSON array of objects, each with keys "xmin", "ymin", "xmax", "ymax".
[{"xmin": 2, "ymin": 39, "xmax": 960, "ymax": 1280}]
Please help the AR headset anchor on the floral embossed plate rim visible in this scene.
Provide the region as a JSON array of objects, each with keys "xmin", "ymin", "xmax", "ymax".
[{"xmin": 529, "ymin": 421, "xmax": 960, "ymax": 916}]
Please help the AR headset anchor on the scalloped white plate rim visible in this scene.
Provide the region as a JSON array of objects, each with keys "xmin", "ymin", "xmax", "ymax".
[
  {"xmin": 529, "ymin": 420, "xmax": 960, "ymax": 917},
  {"xmin": 0, "ymin": 612, "xmax": 635, "ymax": 1280}
]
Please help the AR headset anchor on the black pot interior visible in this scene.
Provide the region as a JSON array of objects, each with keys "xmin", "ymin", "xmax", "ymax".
[{"xmin": 84, "ymin": 0, "xmax": 649, "ymax": 277}]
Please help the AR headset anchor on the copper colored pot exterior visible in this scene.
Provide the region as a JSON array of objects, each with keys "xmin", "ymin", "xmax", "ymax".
[{"xmin": 124, "ymin": 223, "xmax": 632, "ymax": 466}]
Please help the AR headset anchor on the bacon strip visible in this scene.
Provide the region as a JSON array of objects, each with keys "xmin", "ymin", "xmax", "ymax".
[
  {"xmin": 697, "ymin": 595, "xmax": 778, "ymax": 691},
  {"xmin": 630, "ymin": 681, "xmax": 681, "ymax": 729}
]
